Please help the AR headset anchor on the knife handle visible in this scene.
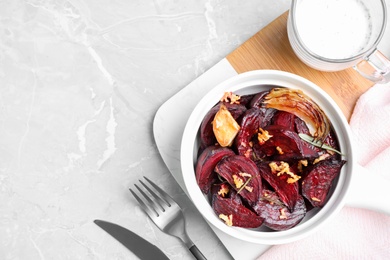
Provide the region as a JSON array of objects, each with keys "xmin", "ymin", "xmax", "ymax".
[{"xmin": 189, "ymin": 244, "xmax": 207, "ymax": 260}]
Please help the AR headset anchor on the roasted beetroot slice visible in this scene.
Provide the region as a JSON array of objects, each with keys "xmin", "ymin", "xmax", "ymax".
[
  {"xmin": 272, "ymin": 111, "xmax": 296, "ymax": 131},
  {"xmin": 215, "ymin": 155, "xmax": 262, "ymax": 206},
  {"xmin": 210, "ymin": 183, "xmax": 242, "ymax": 203},
  {"xmin": 251, "ymin": 136, "xmax": 267, "ymax": 161},
  {"xmin": 212, "ymin": 185, "xmax": 263, "ymax": 228},
  {"xmin": 294, "ymin": 116, "xmax": 311, "ymax": 135},
  {"xmin": 273, "ymin": 112, "xmax": 323, "ymax": 157},
  {"xmin": 254, "ymin": 190, "xmax": 306, "ymax": 231},
  {"xmin": 261, "ymin": 125, "xmax": 318, "ymax": 160},
  {"xmin": 200, "ymin": 102, "xmax": 247, "ymax": 148},
  {"xmin": 302, "ymin": 159, "xmax": 346, "ymax": 207},
  {"xmin": 195, "ymin": 146, "xmax": 235, "ymax": 194},
  {"xmin": 249, "ymin": 90, "xmax": 271, "ymax": 108},
  {"xmin": 295, "ymin": 117, "xmax": 330, "ymax": 156},
  {"xmin": 235, "ymin": 107, "xmax": 273, "ymax": 158},
  {"xmin": 261, "ymin": 125, "xmax": 301, "ymax": 157},
  {"xmin": 257, "ymin": 162, "xmax": 300, "ymax": 211},
  {"xmin": 239, "ymin": 94, "xmax": 256, "ymax": 107},
  {"xmin": 323, "ymin": 129, "xmax": 340, "ymax": 153}
]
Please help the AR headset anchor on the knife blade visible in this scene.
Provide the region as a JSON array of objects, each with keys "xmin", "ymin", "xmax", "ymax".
[{"xmin": 94, "ymin": 219, "xmax": 169, "ymax": 260}]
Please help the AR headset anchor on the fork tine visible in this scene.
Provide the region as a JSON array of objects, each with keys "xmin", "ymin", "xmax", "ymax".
[
  {"xmin": 143, "ymin": 176, "xmax": 176, "ymax": 206},
  {"xmin": 130, "ymin": 185, "xmax": 160, "ymax": 217},
  {"xmin": 139, "ymin": 180, "xmax": 170, "ymax": 212}
]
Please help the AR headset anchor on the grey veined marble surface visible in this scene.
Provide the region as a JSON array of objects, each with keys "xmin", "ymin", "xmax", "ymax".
[{"xmin": 0, "ymin": 0, "xmax": 292, "ymax": 259}]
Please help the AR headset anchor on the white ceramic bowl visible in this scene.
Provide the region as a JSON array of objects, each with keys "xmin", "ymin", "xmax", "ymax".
[{"xmin": 180, "ymin": 70, "xmax": 354, "ymax": 245}]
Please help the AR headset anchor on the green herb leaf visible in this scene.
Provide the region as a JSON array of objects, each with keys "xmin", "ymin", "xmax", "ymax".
[{"xmin": 298, "ymin": 133, "xmax": 344, "ymax": 156}]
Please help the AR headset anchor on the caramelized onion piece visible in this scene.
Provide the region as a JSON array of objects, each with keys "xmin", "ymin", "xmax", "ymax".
[{"xmin": 263, "ymin": 88, "xmax": 330, "ymax": 141}]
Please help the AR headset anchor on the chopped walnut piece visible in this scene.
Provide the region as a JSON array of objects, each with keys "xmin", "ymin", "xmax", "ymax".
[
  {"xmin": 269, "ymin": 161, "xmax": 301, "ymax": 184},
  {"xmin": 279, "ymin": 208, "xmax": 288, "ymax": 219},
  {"xmin": 276, "ymin": 146, "xmax": 284, "ymax": 154},
  {"xmin": 258, "ymin": 128, "xmax": 273, "ymax": 144},
  {"xmin": 287, "ymin": 175, "xmax": 301, "ymax": 184},
  {"xmin": 217, "ymin": 184, "xmax": 229, "ymax": 197},
  {"xmin": 220, "ymin": 92, "xmax": 241, "ymax": 104},
  {"xmin": 239, "ymin": 172, "xmax": 252, "ymax": 178},
  {"xmin": 244, "ymin": 186, "xmax": 253, "ymax": 192},
  {"xmin": 297, "ymin": 160, "xmax": 308, "ymax": 172},
  {"xmin": 313, "ymin": 153, "xmax": 331, "ymax": 164},
  {"xmin": 232, "ymin": 174, "xmax": 244, "ymax": 189},
  {"xmin": 219, "ymin": 214, "xmax": 233, "ymax": 226},
  {"xmin": 311, "ymin": 197, "xmax": 321, "ymax": 202}
]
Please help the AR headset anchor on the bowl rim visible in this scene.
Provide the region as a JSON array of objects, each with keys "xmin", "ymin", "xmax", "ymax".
[{"xmin": 180, "ymin": 70, "xmax": 354, "ymax": 244}]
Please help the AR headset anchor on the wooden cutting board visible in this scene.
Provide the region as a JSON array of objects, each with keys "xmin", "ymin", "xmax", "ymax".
[{"xmin": 226, "ymin": 12, "xmax": 374, "ymax": 120}]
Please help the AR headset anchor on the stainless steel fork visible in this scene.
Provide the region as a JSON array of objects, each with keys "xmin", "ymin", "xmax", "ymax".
[{"xmin": 129, "ymin": 176, "xmax": 207, "ymax": 260}]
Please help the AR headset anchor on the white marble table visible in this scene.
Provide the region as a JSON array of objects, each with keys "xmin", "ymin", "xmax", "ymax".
[{"xmin": 2, "ymin": 1, "xmax": 390, "ymax": 259}]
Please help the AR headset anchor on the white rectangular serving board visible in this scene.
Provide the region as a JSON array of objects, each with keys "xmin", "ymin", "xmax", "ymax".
[{"xmin": 153, "ymin": 58, "xmax": 272, "ymax": 260}]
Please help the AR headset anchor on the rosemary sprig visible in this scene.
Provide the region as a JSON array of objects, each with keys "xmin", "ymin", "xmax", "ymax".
[
  {"xmin": 298, "ymin": 133, "xmax": 344, "ymax": 156},
  {"xmin": 237, "ymin": 176, "xmax": 253, "ymax": 194}
]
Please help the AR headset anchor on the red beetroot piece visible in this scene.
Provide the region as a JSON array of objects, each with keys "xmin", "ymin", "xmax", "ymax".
[
  {"xmin": 302, "ymin": 159, "xmax": 346, "ymax": 207},
  {"xmin": 212, "ymin": 183, "xmax": 263, "ymax": 228},
  {"xmin": 272, "ymin": 111, "xmax": 296, "ymax": 131},
  {"xmin": 238, "ymin": 94, "xmax": 256, "ymax": 107},
  {"xmin": 195, "ymin": 146, "xmax": 235, "ymax": 194},
  {"xmin": 254, "ymin": 189, "xmax": 306, "ymax": 231},
  {"xmin": 260, "ymin": 125, "xmax": 319, "ymax": 160},
  {"xmin": 235, "ymin": 107, "xmax": 274, "ymax": 159},
  {"xmin": 249, "ymin": 90, "xmax": 271, "ymax": 108},
  {"xmin": 272, "ymin": 112, "xmax": 324, "ymax": 157},
  {"xmin": 215, "ymin": 155, "xmax": 262, "ymax": 206},
  {"xmin": 257, "ymin": 161, "xmax": 300, "ymax": 212}
]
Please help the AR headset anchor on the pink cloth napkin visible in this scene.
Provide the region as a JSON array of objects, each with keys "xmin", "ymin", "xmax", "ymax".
[{"xmin": 259, "ymin": 83, "xmax": 390, "ymax": 259}]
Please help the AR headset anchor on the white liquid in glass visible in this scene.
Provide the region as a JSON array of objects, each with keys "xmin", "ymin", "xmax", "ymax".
[{"xmin": 295, "ymin": 0, "xmax": 372, "ymax": 59}]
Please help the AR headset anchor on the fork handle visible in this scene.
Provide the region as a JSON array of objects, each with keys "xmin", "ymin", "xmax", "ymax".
[{"xmin": 189, "ymin": 245, "xmax": 207, "ymax": 260}]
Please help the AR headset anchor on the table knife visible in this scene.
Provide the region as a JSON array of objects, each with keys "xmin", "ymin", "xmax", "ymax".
[{"xmin": 94, "ymin": 219, "xmax": 169, "ymax": 260}]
